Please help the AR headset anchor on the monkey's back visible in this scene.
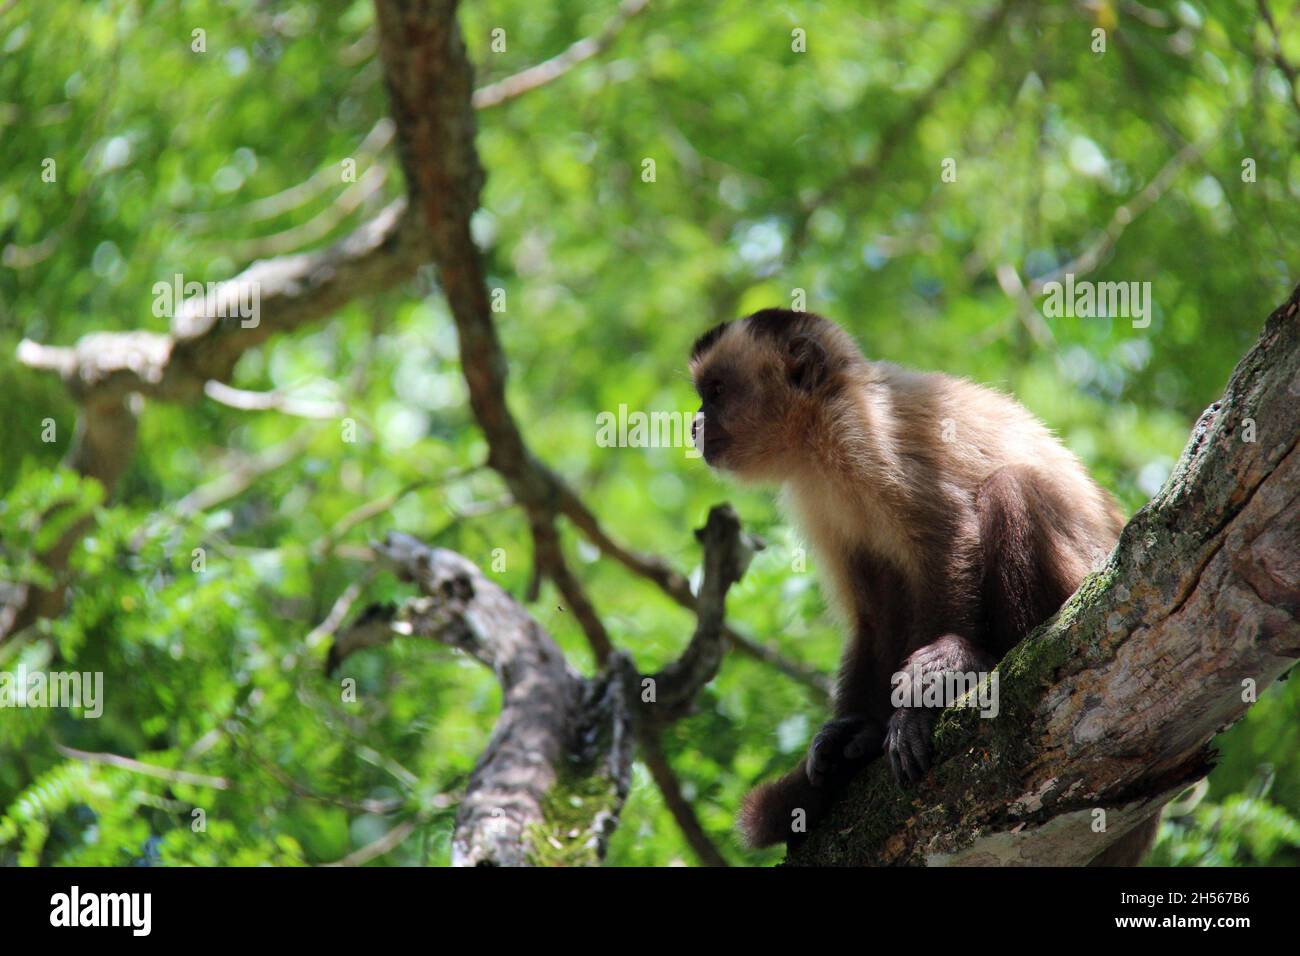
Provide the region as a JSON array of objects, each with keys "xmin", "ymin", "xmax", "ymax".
[{"xmin": 874, "ymin": 362, "xmax": 1124, "ymax": 565}]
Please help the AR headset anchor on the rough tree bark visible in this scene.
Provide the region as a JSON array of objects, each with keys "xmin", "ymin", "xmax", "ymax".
[{"xmin": 330, "ymin": 532, "xmax": 625, "ymax": 866}]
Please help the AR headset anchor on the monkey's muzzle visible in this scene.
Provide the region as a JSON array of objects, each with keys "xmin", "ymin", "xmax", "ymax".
[{"xmin": 693, "ymin": 411, "xmax": 731, "ymax": 465}]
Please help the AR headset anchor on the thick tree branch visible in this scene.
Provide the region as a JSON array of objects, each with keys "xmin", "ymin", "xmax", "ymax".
[
  {"xmin": 333, "ymin": 532, "xmax": 594, "ymax": 866},
  {"xmin": 376, "ymin": 0, "xmax": 619, "ymax": 663},
  {"xmin": 17, "ymin": 199, "xmax": 422, "ymax": 407},
  {"xmin": 3, "ymin": 202, "xmax": 424, "ymax": 639},
  {"xmin": 787, "ymin": 284, "xmax": 1300, "ymax": 866}
]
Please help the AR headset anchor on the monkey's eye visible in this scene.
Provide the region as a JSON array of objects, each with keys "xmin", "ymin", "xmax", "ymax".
[{"xmin": 708, "ymin": 381, "xmax": 724, "ymax": 401}]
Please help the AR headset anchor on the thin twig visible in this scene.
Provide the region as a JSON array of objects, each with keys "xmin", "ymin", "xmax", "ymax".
[
  {"xmin": 1026, "ymin": 121, "xmax": 1228, "ymax": 296},
  {"xmin": 55, "ymin": 743, "xmax": 230, "ymax": 790},
  {"xmin": 182, "ymin": 120, "xmax": 396, "ymax": 230},
  {"xmin": 639, "ymin": 730, "xmax": 728, "ymax": 866},
  {"xmin": 172, "ymin": 426, "xmax": 322, "ymax": 517},
  {"xmin": 321, "ymin": 818, "xmax": 418, "ymax": 866},
  {"xmin": 471, "ymin": 0, "xmax": 652, "ymax": 109},
  {"xmin": 1256, "ymin": 0, "xmax": 1300, "ymax": 115},
  {"xmin": 220, "ymin": 165, "xmax": 389, "ymax": 260},
  {"xmin": 204, "ymin": 380, "xmax": 346, "ymax": 419}
]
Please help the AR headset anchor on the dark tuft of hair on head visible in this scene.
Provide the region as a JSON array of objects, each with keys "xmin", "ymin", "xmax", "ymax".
[
  {"xmin": 690, "ymin": 321, "xmax": 732, "ymax": 360},
  {"xmin": 744, "ymin": 308, "xmax": 828, "ymax": 345},
  {"xmin": 745, "ymin": 308, "xmax": 798, "ymax": 336}
]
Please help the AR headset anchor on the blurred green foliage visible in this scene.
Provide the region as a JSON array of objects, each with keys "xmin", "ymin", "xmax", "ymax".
[{"xmin": 1, "ymin": 0, "xmax": 1297, "ymax": 866}]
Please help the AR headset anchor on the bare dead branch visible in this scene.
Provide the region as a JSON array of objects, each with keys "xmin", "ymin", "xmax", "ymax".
[
  {"xmin": 332, "ymin": 531, "xmax": 629, "ymax": 866},
  {"xmin": 54, "ymin": 743, "xmax": 231, "ymax": 791},
  {"xmin": 202, "ymin": 381, "xmax": 346, "ymax": 419},
  {"xmin": 644, "ymin": 504, "xmax": 762, "ymax": 723},
  {"xmin": 18, "ymin": 198, "xmax": 422, "ymax": 407},
  {"xmin": 331, "ymin": 500, "xmax": 757, "ymax": 866},
  {"xmin": 556, "ymin": 480, "xmax": 832, "ymax": 699},
  {"xmin": 351, "ymin": 533, "xmax": 584, "ymax": 866}
]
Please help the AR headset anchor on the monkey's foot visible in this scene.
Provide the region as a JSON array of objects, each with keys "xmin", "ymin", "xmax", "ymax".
[
  {"xmin": 885, "ymin": 707, "xmax": 937, "ymax": 786},
  {"xmin": 806, "ymin": 715, "xmax": 883, "ymax": 788}
]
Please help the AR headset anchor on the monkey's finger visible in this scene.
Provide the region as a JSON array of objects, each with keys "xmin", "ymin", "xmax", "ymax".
[
  {"xmin": 911, "ymin": 733, "xmax": 933, "ymax": 775},
  {"xmin": 891, "ymin": 723, "xmax": 925, "ymax": 785},
  {"xmin": 806, "ymin": 745, "xmax": 830, "ymax": 787},
  {"xmin": 806, "ymin": 759, "xmax": 825, "ymax": 788},
  {"xmin": 887, "ymin": 737, "xmax": 906, "ymax": 784},
  {"xmin": 844, "ymin": 727, "xmax": 882, "ymax": 761},
  {"xmin": 904, "ymin": 742, "xmax": 927, "ymax": 784},
  {"xmin": 898, "ymin": 721, "xmax": 925, "ymax": 769},
  {"xmin": 899, "ymin": 745, "xmax": 920, "ymax": 785}
]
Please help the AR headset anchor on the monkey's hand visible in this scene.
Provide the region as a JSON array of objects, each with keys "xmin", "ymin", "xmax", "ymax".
[
  {"xmin": 806, "ymin": 715, "xmax": 883, "ymax": 788},
  {"xmin": 885, "ymin": 707, "xmax": 937, "ymax": 786}
]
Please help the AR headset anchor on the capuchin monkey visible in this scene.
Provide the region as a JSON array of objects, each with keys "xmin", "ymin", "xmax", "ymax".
[{"xmin": 690, "ymin": 308, "xmax": 1157, "ymax": 865}]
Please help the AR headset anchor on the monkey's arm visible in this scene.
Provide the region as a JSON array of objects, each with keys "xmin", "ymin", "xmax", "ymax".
[
  {"xmin": 881, "ymin": 464, "xmax": 1099, "ymax": 784},
  {"xmin": 799, "ymin": 622, "xmax": 895, "ymax": 787}
]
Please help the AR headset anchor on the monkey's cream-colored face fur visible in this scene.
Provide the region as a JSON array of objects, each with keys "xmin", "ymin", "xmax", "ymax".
[{"xmin": 689, "ymin": 310, "xmax": 861, "ymax": 482}]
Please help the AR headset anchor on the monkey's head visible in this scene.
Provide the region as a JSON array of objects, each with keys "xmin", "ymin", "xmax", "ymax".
[{"xmin": 688, "ymin": 309, "xmax": 864, "ymax": 481}]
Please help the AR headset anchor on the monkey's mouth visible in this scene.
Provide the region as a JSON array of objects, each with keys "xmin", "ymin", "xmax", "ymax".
[
  {"xmin": 701, "ymin": 429, "xmax": 732, "ymax": 466},
  {"xmin": 692, "ymin": 412, "xmax": 733, "ymax": 466}
]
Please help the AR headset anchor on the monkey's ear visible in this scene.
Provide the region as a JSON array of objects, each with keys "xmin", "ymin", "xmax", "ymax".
[{"xmin": 785, "ymin": 334, "xmax": 829, "ymax": 391}]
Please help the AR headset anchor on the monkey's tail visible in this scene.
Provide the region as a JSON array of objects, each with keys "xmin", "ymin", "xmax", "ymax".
[{"xmin": 739, "ymin": 759, "xmax": 830, "ymax": 849}]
